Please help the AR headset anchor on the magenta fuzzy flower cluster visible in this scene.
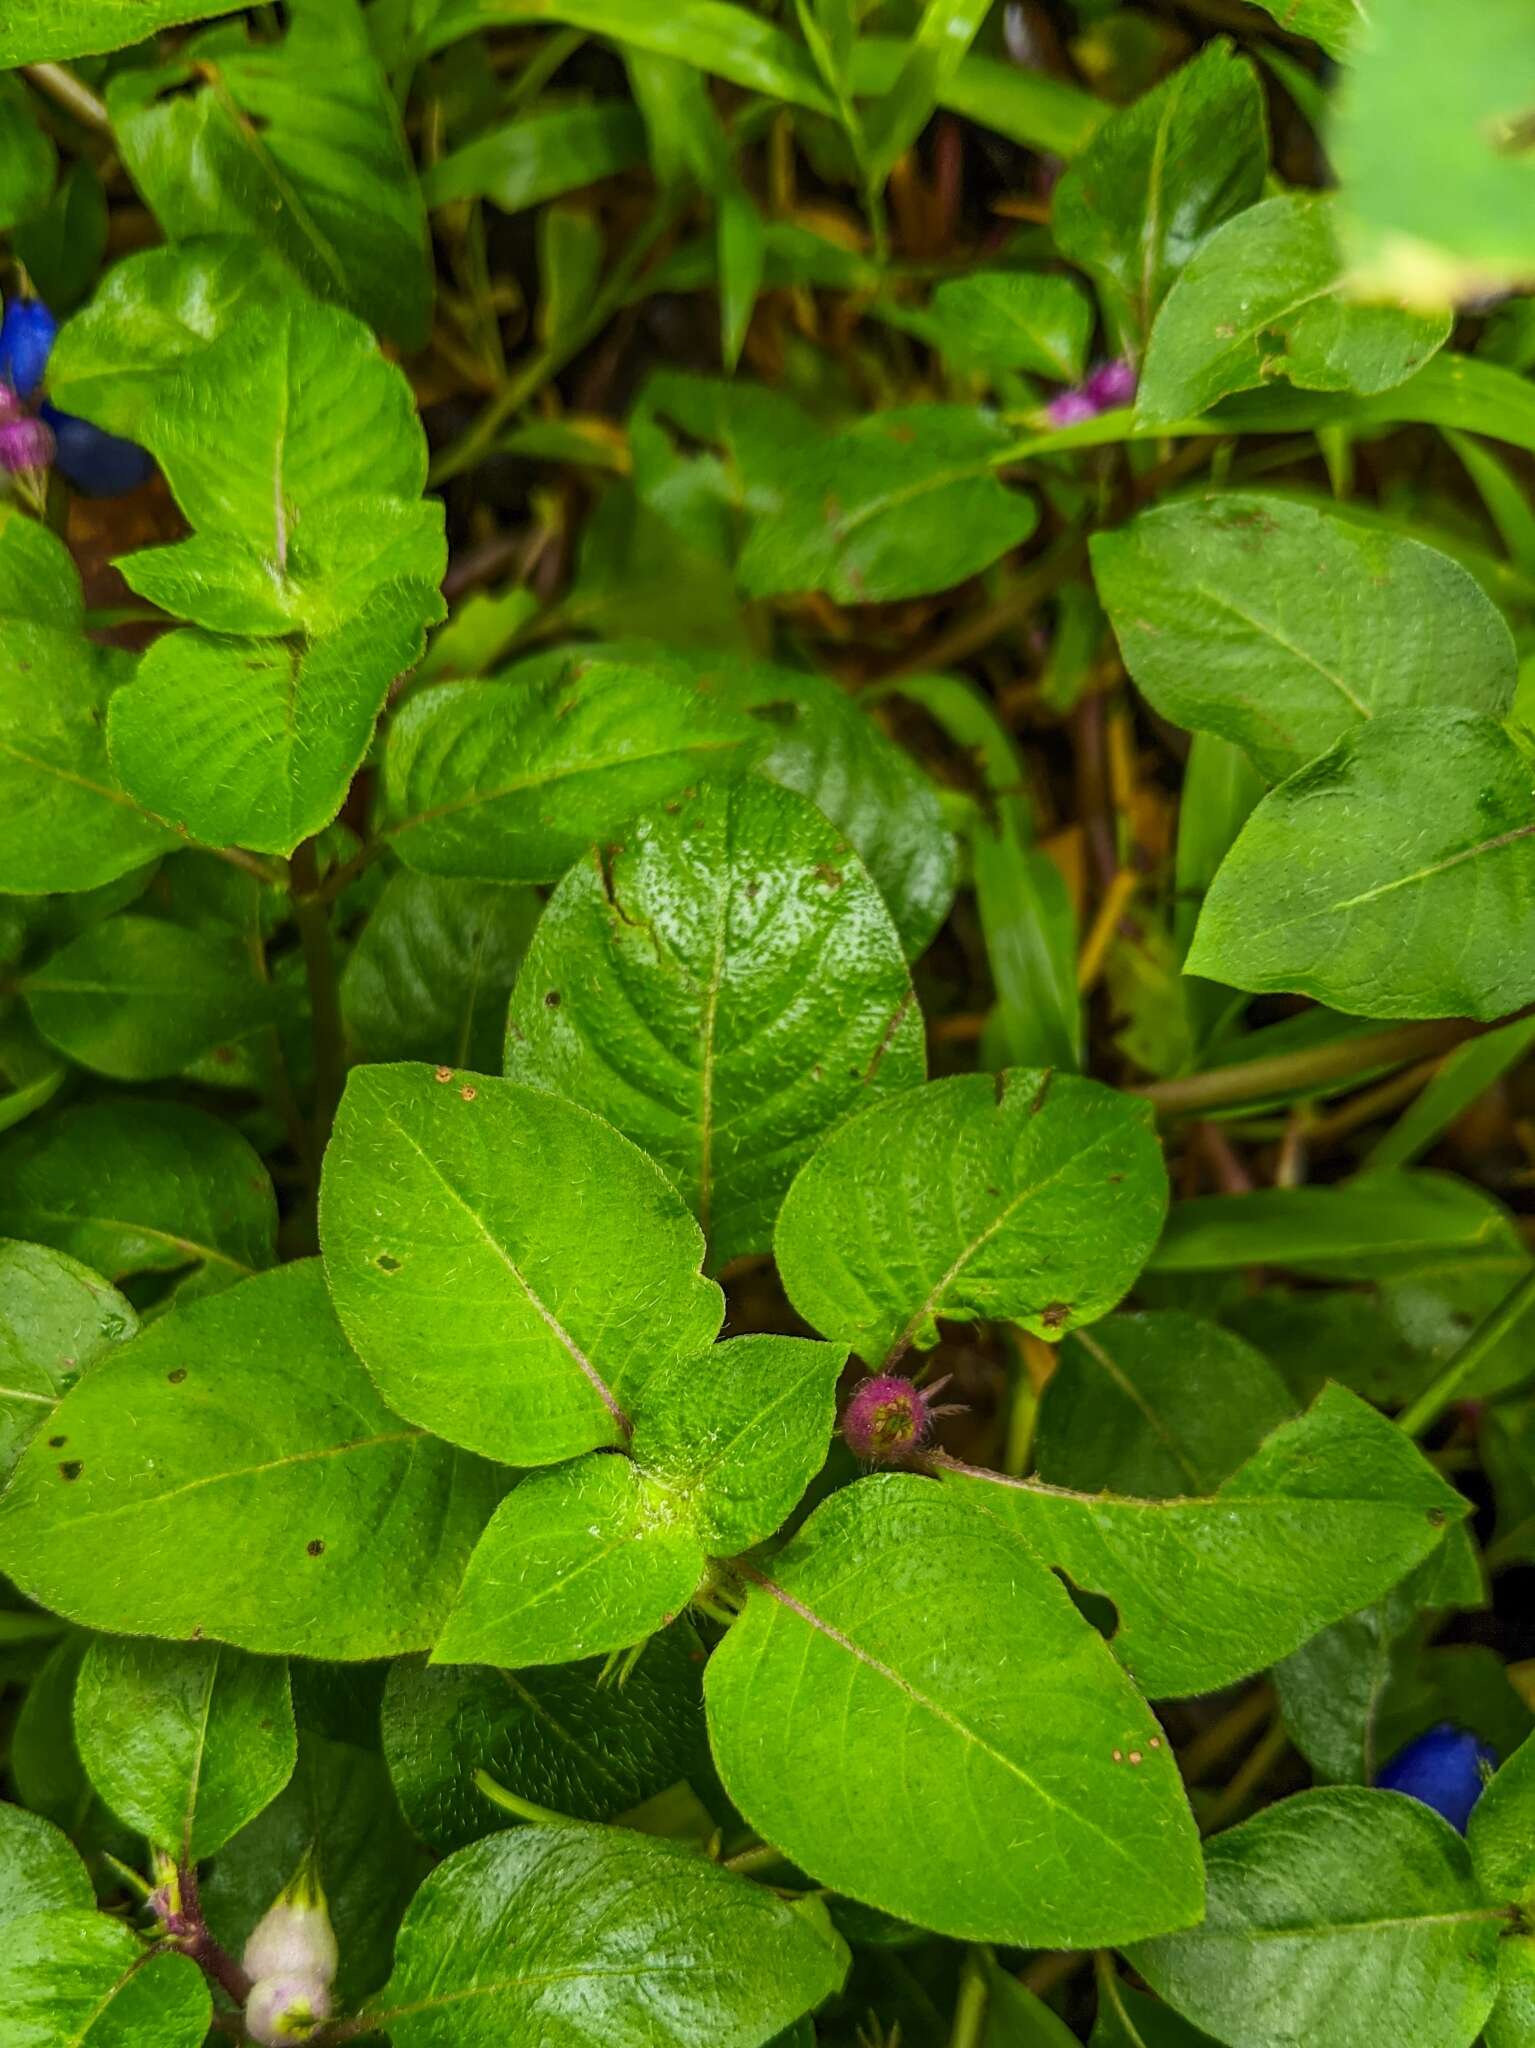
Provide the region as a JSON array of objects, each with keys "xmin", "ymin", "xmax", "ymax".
[
  {"xmin": 842, "ymin": 1373, "xmax": 961, "ymax": 1462},
  {"xmin": 1046, "ymin": 358, "xmax": 1137, "ymax": 428}
]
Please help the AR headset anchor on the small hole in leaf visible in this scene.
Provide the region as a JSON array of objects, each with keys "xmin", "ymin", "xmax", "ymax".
[
  {"xmin": 376, "ymin": 1254, "xmax": 401, "ymax": 1273},
  {"xmin": 59, "ymin": 1460, "xmax": 83, "ymax": 1482},
  {"xmin": 167, "ymin": 1368, "xmax": 188, "ymax": 1384},
  {"xmin": 545, "ymin": 990, "xmax": 562, "ymax": 1009},
  {"xmin": 47, "ymin": 1435, "xmax": 66, "ymax": 1449},
  {"xmin": 1052, "ymin": 1568, "xmax": 1117, "ymax": 1641},
  {"xmin": 307, "ymin": 1539, "xmax": 325, "ymax": 1557}
]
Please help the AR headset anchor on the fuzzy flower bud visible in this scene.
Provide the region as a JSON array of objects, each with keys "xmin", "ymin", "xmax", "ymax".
[
  {"xmin": 0, "ymin": 414, "xmax": 53, "ymax": 476},
  {"xmin": 243, "ymin": 1853, "xmax": 338, "ymax": 1988},
  {"xmin": 842, "ymin": 1374, "xmax": 939, "ymax": 1462},
  {"xmin": 245, "ymin": 1973, "xmax": 333, "ymax": 2046},
  {"xmin": 1084, "ymin": 357, "xmax": 1137, "ymax": 409},
  {"xmin": 1043, "ymin": 388, "xmax": 1098, "ymax": 428}
]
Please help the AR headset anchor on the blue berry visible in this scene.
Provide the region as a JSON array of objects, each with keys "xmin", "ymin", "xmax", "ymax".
[
  {"xmin": 39, "ymin": 405, "xmax": 154, "ymax": 497},
  {"xmin": 0, "ymin": 298, "xmax": 59, "ymax": 402},
  {"xmin": 1376, "ymin": 1723, "xmax": 1495, "ymax": 1832}
]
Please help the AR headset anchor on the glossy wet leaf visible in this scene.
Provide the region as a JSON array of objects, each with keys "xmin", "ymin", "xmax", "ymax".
[
  {"xmin": 1034, "ymin": 1311, "xmax": 1294, "ymax": 1499},
  {"xmin": 706, "ymin": 1474, "xmax": 1202, "ymax": 1945},
  {"xmin": 320, "ymin": 1063, "xmax": 723, "ymax": 1465},
  {"xmin": 1053, "ymin": 41, "xmax": 1268, "ymax": 354},
  {"xmin": 946, "ymin": 1385, "xmax": 1468, "ymax": 1697},
  {"xmin": 0, "ymin": 1239, "xmax": 137, "ymax": 1486},
  {"xmin": 1129, "ymin": 1790, "xmax": 1503, "ymax": 2048},
  {"xmin": 73, "ymin": 1636, "xmax": 296, "ymax": 1859},
  {"xmin": 0, "ymin": 1099, "xmax": 276, "ymax": 1291},
  {"xmin": 107, "ymin": 0, "xmax": 431, "ymax": 346},
  {"xmin": 1138, "ymin": 197, "xmax": 1451, "ymax": 426},
  {"xmin": 1188, "ymin": 712, "xmax": 1535, "ymax": 1021},
  {"xmin": 23, "ymin": 917, "xmax": 275, "ymax": 1081},
  {"xmin": 380, "ymin": 1628, "xmax": 707, "ymax": 1849},
  {"xmin": 343, "ymin": 869, "xmax": 542, "ymax": 1073},
  {"xmin": 381, "ymin": 655, "xmax": 759, "ymax": 884},
  {"xmin": 0, "ymin": 1802, "xmax": 93, "ymax": 1927},
  {"xmin": 504, "ymin": 777, "xmax": 923, "ymax": 1265},
  {"xmin": 738, "ymin": 405, "xmax": 1038, "ymax": 603},
  {"xmin": 1092, "ymin": 494, "xmax": 1517, "ymax": 778},
  {"xmin": 370, "ymin": 1822, "xmax": 847, "ymax": 2045},
  {"xmin": 0, "ymin": 1260, "xmax": 498, "ymax": 1660},
  {"xmin": 776, "ymin": 1071, "xmax": 1168, "ymax": 1364},
  {"xmin": 0, "ymin": 1912, "xmax": 211, "ymax": 2047}
]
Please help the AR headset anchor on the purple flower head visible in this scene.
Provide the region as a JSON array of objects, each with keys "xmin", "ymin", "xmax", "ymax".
[
  {"xmin": 843, "ymin": 1373, "xmax": 960, "ymax": 1462},
  {"xmin": 1085, "ymin": 358, "xmax": 1137, "ymax": 410},
  {"xmin": 1044, "ymin": 389, "xmax": 1099, "ymax": 429},
  {"xmin": 0, "ymin": 415, "xmax": 55, "ymax": 476}
]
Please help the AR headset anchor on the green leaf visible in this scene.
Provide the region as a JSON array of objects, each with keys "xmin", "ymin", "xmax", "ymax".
[
  {"xmin": 0, "ymin": 1099, "xmax": 276, "ymax": 1292},
  {"xmin": 1188, "ymin": 712, "xmax": 1535, "ymax": 1022},
  {"xmin": 0, "ymin": 1260, "xmax": 498, "ymax": 1660},
  {"xmin": 0, "ymin": 1239, "xmax": 137, "ymax": 1487},
  {"xmin": 1034, "ymin": 1311, "xmax": 1294, "ymax": 1499},
  {"xmin": 1370, "ymin": 1016, "xmax": 1535, "ymax": 1171},
  {"xmin": 504, "ymin": 777, "xmax": 923, "ymax": 1266},
  {"xmin": 863, "ymin": 0, "xmax": 993, "ymax": 184},
  {"xmin": 434, "ymin": 1453, "xmax": 707, "ymax": 1669},
  {"xmin": 945, "ymin": 1384, "xmax": 1467, "ymax": 1698},
  {"xmin": 1138, "ymin": 196, "xmax": 1451, "ymax": 427},
  {"xmin": 1245, "ymin": 0, "xmax": 1361, "ymax": 57},
  {"xmin": 1129, "ymin": 1789, "xmax": 1503, "ymax": 2048},
  {"xmin": 73, "ymin": 1637, "xmax": 296, "ymax": 1860},
  {"xmin": 9, "ymin": 1633, "xmax": 127, "ymax": 1851},
  {"xmin": 1486, "ymin": 1942, "xmax": 1535, "ymax": 2048},
  {"xmin": 982, "ymin": 1956, "xmax": 1083, "ymax": 2046},
  {"xmin": 1470, "ymin": 1731, "xmax": 1535, "ymax": 1907},
  {"xmin": 738, "ymin": 406, "xmax": 1038, "ymax": 604},
  {"xmin": 775, "ymin": 1071, "xmax": 1168, "ymax": 1364},
  {"xmin": 0, "ymin": 1912, "xmax": 211, "ymax": 2047},
  {"xmin": 0, "ymin": 78, "xmax": 55, "ymax": 232},
  {"xmin": 1332, "ymin": 0, "xmax": 1535, "ymax": 308},
  {"xmin": 107, "ymin": 0, "xmax": 432, "ymax": 347},
  {"xmin": 1091, "ymin": 494, "xmax": 1517, "ymax": 779},
  {"xmin": 342, "ymin": 869, "xmax": 541, "ymax": 1073},
  {"xmin": 371, "ymin": 1325, "xmax": 836, "ymax": 1666},
  {"xmin": 925, "ymin": 270, "xmax": 1093, "ymax": 382},
  {"xmin": 853, "ymin": 38, "xmax": 1105, "ymax": 158},
  {"xmin": 380, "ymin": 1627, "xmax": 707, "ymax": 1849},
  {"xmin": 201, "ymin": 1730, "xmax": 430, "ymax": 2006},
  {"xmin": 1093, "ymin": 1974, "xmax": 1221, "ymax": 2047},
  {"xmin": 381, "ymin": 655, "xmax": 759, "ymax": 884},
  {"xmin": 1053, "ymin": 41, "xmax": 1268, "ymax": 355},
  {"xmin": 370, "ymin": 1822, "xmax": 847, "ymax": 2045},
  {"xmin": 22, "ymin": 917, "xmax": 274, "ymax": 1082},
  {"xmin": 423, "ymin": 103, "xmax": 647, "ymax": 211},
  {"xmin": 0, "ymin": 2, "xmax": 229, "ymax": 62},
  {"xmin": 320, "ymin": 1063, "xmax": 723, "ymax": 1465},
  {"xmin": 705, "ymin": 1474, "xmax": 1202, "ymax": 1945},
  {"xmin": 0, "ymin": 1802, "xmax": 93, "ymax": 1927}
]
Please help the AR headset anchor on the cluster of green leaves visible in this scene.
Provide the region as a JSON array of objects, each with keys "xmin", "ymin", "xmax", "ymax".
[{"xmin": 3, "ymin": 1, "xmax": 1535, "ymax": 2047}]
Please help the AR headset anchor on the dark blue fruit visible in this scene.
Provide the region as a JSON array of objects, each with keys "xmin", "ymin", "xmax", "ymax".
[
  {"xmin": 0, "ymin": 299, "xmax": 59, "ymax": 401},
  {"xmin": 40, "ymin": 404, "xmax": 154, "ymax": 496},
  {"xmin": 1377, "ymin": 1723, "xmax": 1496, "ymax": 1831}
]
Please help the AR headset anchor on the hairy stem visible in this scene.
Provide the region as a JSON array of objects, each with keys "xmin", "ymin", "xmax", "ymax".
[{"xmin": 174, "ymin": 1862, "xmax": 253, "ymax": 2008}]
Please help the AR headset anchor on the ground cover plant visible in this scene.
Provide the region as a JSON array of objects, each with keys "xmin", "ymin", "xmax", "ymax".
[{"xmin": 2, "ymin": 0, "xmax": 1535, "ymax": 2042}]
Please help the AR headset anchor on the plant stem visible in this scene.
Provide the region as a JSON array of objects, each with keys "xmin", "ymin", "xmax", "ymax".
[
  {"xmin": 947, "ymin": 1947, "xmax": 990, "ymax": 2048},
  {"xmin": 174, "ymin": 1862, "xmax": 253, "ymax": 2008},
  {"xmin": 1135, "ymin": 1016, "xmax": 1490, "ymax": 1118},
  {"xmin": 1201, "ymin": 1716, "xmax": 1289, "ymax": 1834},
  {"xmin": 22, "ymin": 62, "xmax": 109, "ymax": 131},
  {"xmin": 473, "ymin": 1769, "xmax": 574, "ymax": 1827},
  {"xmin": 721, "ymin": 1840, "xmax": 788, "ymax": 1877},
  {"xmin": 1398, "ymin": 1266, "xmax": 1535, "ymax": 1438},
  {"xmin": 289, "ymin": 838, "xmax": 347, "ymax": 1166}
]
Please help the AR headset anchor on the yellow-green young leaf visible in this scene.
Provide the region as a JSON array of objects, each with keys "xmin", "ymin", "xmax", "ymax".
[
  {"xmin": 738, "ymin": 406, "xmax": 1038, "ymax": 604},
  {"xmin": 0, "ymin": 1802, "xmax": 94, "ymax": 1926},
  {"xmin": 423, "ymin": 103, "xmax": 647, "ymax": 211},
  {"xmin": 0, "ymin": 1261, "xmax": 498, "ymax": 1660},
  {"xmin": 0, "ymin": 1239, "xmax": 137, "ymax": 1486},
  {"xmin": 1091, "ymin": 495, "xmax": 1517, "ymax": 779},
  {"xmin": 0, "ymin": 1, "xmax": 228, "ymax": 61},
  {"xmin": 434, "ymin": 1454, "xmax": 707, "ymax": 1669},
  {"xmin": 1187, "ymin": 713, "xmax": 1535, "ymax": 1022},
  {"xmin": 1469, "ymin": 1731, "xmax": 1535, "ymax": 1908},
  {"xmin": 1128, "ymin": 1790, "xmax": 1503, "ymax": 2048},
  {"xmin": 0, "ymin": 1913, "xmax": 211, "ymax": 2046},
  {"xmin": 0, "ymin": 1099, "xmax": 277, "ymax": 1292},
  {"xmin": 380, "ymin": 1627, "xmax": 707, "ymax": 1848},
  {"xmin": 368, "ymin": 1824, "xmax": 848, "ymax": 2046},
  {"xmin": 22, "ymin": 917, "xmax": 276, "ymax": 1081},
  {"xmin": 1245, "ymin": 0, "xmax": 1361, "ymax": 57},
  {"xmin": 342, "ymin": 870, "xmax": 542, "ymax": 1074},
  {"xmin": 1138, "ymin": 196, "xmax": 1451, "ymax": 427},
  {"xmin": 106, "ymin": 0, "xmax": 432, "ymax": 347},
  {"xmin": 73, "ymin": 1637, "xmax": 296, "ymax": 1861},
  {"xmin": 705, "ymin": 1475, "xmax": 1201, "ymax": 1947},
  {"xmin": 1332, "ymin": 0, "xmax": 1535, "ymax": 308},
  {"xmin": 380, "ymin": 655, "xmax": 760, "ymax": 884},
  {"xmin": 924, "ymin": 270, "xmax": 1094, "ymax": 382},
  {"xmin": 1034, "ymin": 1311, "xmax": 1294, "ymax": 1500},
  {"xmin": 505, "ymin": 778, "xmax": 923, "ymax": 1266},
  {"xmin": 775, "ymin": 1071, "xmax": 1168, "ymax": 1365},
  {"xmin": 1052, "ymin": 41, "xmax": 1268, "ymax": 355},
  {"xmin": 319, "ymin": 1064, "xmax": 723, "ymax": 1465},
  {"xmin": 943, "ymin": 1384, "xmax": 1468, "ymax": 1698},
  {"xmin": 862, "ymin": 0, "xmax": 994, "ymax": 183}
]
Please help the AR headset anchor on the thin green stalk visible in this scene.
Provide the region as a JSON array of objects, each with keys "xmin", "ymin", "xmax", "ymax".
[
  {"xmin": 947, "ymin": 1947, "xmax": 990, "ymax": 2048},
  {"xmin": 1135, "ymin": 1016, "xmax": 1492, "ymax": 1118},
  {"xmin": 22, "ymin": 62, "xmax": 109, "ymax": 131},
  {"xmin": 1398, "ymin": 1266, "xmax": 1535, "ymax": 1438}
]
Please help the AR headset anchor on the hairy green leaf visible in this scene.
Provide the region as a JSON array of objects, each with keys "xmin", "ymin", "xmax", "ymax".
[
  {"xmin": 0, "ymin": 1803, "xmax": 93, "ymax": 1927},
  {"xmin": 0, "ymin": 1912, "xmax": 211, "ymax": 2046},
  {"xmin": 0, "ymin": 1239, "xmax": 137, "ymax": 1487}
]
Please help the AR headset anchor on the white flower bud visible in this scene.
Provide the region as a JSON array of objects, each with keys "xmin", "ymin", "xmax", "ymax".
[
  {"xmin": 245, "ymin": 1972, "xmax": 333, "ymax": 2046},
  {"xmin": 242, "ymin": 1853, "xmax": 338, "ymax": 1988}
]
